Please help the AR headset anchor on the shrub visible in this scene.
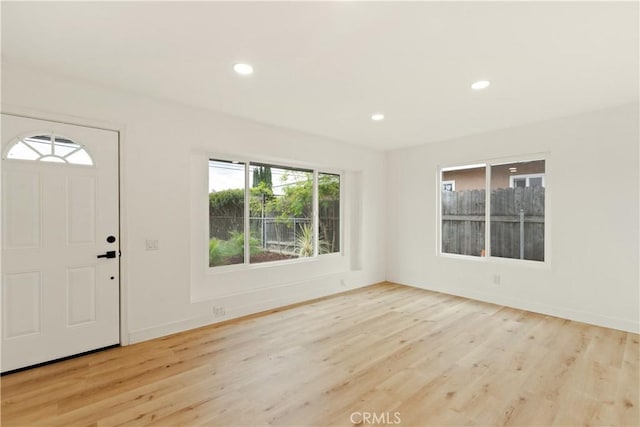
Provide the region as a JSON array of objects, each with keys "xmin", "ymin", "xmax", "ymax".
[
  {"xmin": 209, "ymin": 238, "xmax": 222, "ymax": 267},
  {"xmin": 214, "ymin": 231, "xmax": 262, "ymax": 260},
  {"xmin": 297, "ymin": 224, "xmax": 314, "ymax": 257},
  {"xmin": 228, "ymin": 231, "xmax": 261, "ymax": 256},
  {"xmin": 296, "ymin": 224, "xmax": 330, "ymax": 257}
]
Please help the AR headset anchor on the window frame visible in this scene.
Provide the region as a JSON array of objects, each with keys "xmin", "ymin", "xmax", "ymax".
[
  {"xmin": 208, "ymin": 157, "xmax": 343, "ymax": 271},
  {"xmin": 509, "ymin": 173, "xmax": 545, "ymax": 188},
  {"xmin": 442, "ymin": 180, "xmax": 456, "ymax": 192},
  {"xmin": 437, "ymin": 154, "xmax": 549, "ymax": 266}
]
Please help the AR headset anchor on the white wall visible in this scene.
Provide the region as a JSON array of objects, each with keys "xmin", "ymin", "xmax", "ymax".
[
  {"xmin": 387, "ymin": 104, "xmax": 639, "ymax": 333},
  {"xmin": 3, "ymin": 61, "xmax": 637, "ymax": 342},
  {"xmin": 1, "ymin": 62, "xmax": 387, "ymax": 343}
]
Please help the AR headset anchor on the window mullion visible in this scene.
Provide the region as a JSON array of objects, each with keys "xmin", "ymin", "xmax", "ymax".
[
  {"xmin": 313, "ymin": 170, "xmax": 319, "ymax": 257},
  {"xmin": 485, "ymin": 164, "xmax": 491, "ymax": 258},
  {"xmin": 244, "ymin": 162, "xmax": 250, "ymax": 264}
]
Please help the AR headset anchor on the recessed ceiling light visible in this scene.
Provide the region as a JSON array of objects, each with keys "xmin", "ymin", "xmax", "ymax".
[
  {"xmin": 371, "ymin": 113, "xmax": 385, "ymax": 121},
  {"xmin": 233, "ymin": 63, "xmax": 254, "ymax": 76},
  {"xmin": 471, "ymin": 80, "xmax": 491, "ymax": 90}
]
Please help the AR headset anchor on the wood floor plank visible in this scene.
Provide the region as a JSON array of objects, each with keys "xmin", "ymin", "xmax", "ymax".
[{"xmin": 2, "ymin": 282, "xmax": 638, "ymax": 426}]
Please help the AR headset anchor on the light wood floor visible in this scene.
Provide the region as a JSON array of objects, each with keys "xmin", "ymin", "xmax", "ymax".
[{"xmin": 2, "ymin": 282, "xmax": 638, "ymax": 426}]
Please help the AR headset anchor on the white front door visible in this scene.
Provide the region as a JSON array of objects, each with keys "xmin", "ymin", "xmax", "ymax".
[{"xmin": 1, "ymin": 114, "xmax": 120, "ymax": 372}]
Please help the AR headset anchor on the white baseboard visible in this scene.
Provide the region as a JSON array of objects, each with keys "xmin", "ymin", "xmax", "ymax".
[
  {"xmin": 128, "ymin": 277, "xmax": 374, "ymax": 344},
  {"xmin": 129, "ymin": 277, "xmax": 637, "ymax": 345},
  {"xmin": 128, "ymin": 314, "xmax": 214, "ymax": 344},
  {"xmin": 399, "ymin": 281, "xmax": 639, "ymax": 334}
]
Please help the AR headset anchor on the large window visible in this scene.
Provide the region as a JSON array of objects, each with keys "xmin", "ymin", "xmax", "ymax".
[
  {"xmin": 440, "ymin": 158, "xmax": 546, "ymax": 262},
  {"xmin": 209, "ymin": 159, "xmax": 341, "ymax": 268}
]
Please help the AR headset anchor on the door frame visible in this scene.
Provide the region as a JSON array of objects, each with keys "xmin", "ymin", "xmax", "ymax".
[{"xmin": 0, "ymin": 105, "xmax": 129, "ymax": 346}]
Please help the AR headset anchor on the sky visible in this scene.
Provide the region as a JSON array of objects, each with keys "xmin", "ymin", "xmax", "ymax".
[{"xmin": 208, "ymin": 160, "xmax": 311, "ymax": 196}]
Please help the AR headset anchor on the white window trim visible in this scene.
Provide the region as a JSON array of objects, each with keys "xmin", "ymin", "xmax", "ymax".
[
  {"xmin": 208, "ymin": 157, "xmax": 344, "ymax": 271},
  {"xmin": 509, "ymin": 173, "xmax": 545, "ymax": 188},
  {"xmin": 437, "ymin": 154, "xmax": 550, "ymax": 266}
]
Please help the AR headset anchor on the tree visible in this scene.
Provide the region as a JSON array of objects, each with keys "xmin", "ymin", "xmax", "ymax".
[
  {"xmin": 252, "ymin": 166, "xmax": 272, "ymax": 190},
  {"xmin": 318, "ymin": 174, "xmax": 340, "ymax": 252},
  {"xmin": 249, "ymin": 182, "xmax": 273, "ymax": 217},
  {"xmin": 266, "ymin": 177, "xmax": 312, "ymax": 219}
]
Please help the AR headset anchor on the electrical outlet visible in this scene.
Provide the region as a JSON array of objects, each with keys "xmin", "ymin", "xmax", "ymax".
[
  {"xmin": 493, "ymin": 274, "xmax": 501, "ymax": 285},
  {"xmin": 145, "ymin": 239, "xmax": 159, "ymax": 250},
  {"xmin": 213, "ymin": 306, "xmax": 226, "ymax": 317}
]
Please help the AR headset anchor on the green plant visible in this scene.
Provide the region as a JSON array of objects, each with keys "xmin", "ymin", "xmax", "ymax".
[
  {"xmin": 265, "ymin": 174, "xmax": 313, "ymax": 220},
  {"xmin": 297, "ymin": 223, "xmax": 314, "ymax": 257},
  {"xmin": 248, "ymin": 234, "xmax": 261, "ymax": 255},
  {"xmin": 249, "ymin": 182, "xmax": 274, "ymax": 217},
  {"xmin": 209, "ymin": 238, "xmax": 223, "ymax": 267},
  {"xmin": 217, "ymin": 239, "xmax": 237, "ymax": 259},
  {"xmin": 209, "ymin": 189, "xmax": 244, "ymax": 216},
  {"xmin": 228, "ymin": 231, "xmax": 261, "ymax": 257},
  {"xmin": 296, "ymin": 224, "xmax": 331, "ymax": 257},
  {"xmin": 252, "ymin": 166, "xmax": 272, "ymax": 190},
  {"xmin": 210, "ymin": 232, "xmax": 263, "ymax": 267}
]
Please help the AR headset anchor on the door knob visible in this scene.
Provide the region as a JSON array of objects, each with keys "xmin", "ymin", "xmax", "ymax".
[{"xmin": 97, "ymin": 251, "xmax": 117, "ymax": 259}]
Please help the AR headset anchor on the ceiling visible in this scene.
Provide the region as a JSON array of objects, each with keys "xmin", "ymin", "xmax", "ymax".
[{"xmin": 2, "ymin": 2, "xmax": 638, "ymax": 151}]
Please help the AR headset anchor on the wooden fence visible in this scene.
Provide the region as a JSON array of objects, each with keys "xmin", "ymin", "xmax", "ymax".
[
  {"xmin": 441, "ymin": 187, "xmax": 544, "ymax": 261},
  {"xmin": 210, "ymin": 214, "xmax": 340, "ymax": 254},
  {"xmin": 210, "ymin": 199, "xmax": 340, "ymax": 253}
]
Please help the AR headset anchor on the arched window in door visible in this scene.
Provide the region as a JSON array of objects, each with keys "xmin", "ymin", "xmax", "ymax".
[{"xmin": 4, "ymin": 134, "xmax": 94, "ymax": 165}]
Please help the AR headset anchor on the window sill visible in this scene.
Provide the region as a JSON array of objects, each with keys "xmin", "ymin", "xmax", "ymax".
[
  {"xmin": 206, "ymin": 252, "xmax": 343, "ymax": 275},
  {"xmin": 438, "ymin": 252, "xmax": 550, "ymax": 269}
]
